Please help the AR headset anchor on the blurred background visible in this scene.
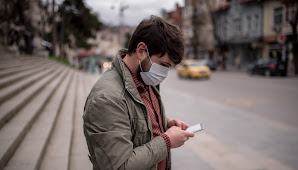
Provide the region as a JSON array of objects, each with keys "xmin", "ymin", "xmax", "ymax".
[{"xmin": 0, "ymin": 0, "xmax": 297, "ymax": 170}]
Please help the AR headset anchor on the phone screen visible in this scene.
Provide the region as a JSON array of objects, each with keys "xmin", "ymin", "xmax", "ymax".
[{"xmin": 186, "ymin": 123, "xmax": 204, "ymax": 133}]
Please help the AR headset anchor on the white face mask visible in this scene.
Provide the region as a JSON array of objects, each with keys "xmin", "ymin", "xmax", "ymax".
[{"xmin": 139, "ymin": 46, "xmax": 170, "ymax": 86}]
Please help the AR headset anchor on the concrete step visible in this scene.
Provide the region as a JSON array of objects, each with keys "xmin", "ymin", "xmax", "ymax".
[
  {"xmin": 0, "ymin": 57, "xmax": 46, "ymax": 70},
  {"xmin": 0, "ymin": 56, "xmax": 28, "ymax": 63},
  {"xmin": 0, "ymin": 53, "xmax": 96, "ymax": 170},
  {"xmin": 0, "ymin": 62, "xmax": 32, "ymax": 71},
  {"xmin": 0, "ymin": 68, "xmax": 69, "ymax": 169},
  {"xmin": 0, "ymin": 54, "xmax": 18, "ymax": 61},
  {"xmin": 3, "ymin": 69, "xmax": 73, "ymax": 170},
  {"xmin": 0, "ymin": 63, "xmax": 32, "ymax": 71},
  {"xmin": 69, "ymin": 72, "xmax": 93, "ymax": 170},
  {"xmin": 0, "ymin": 60, "xmax": 50, "ymax": 78},
  {"xmin": 0, "ymin": 63, "xmax": 59, "ymax": 104},
  {"xmin": 0, "ymin": 60, "xmax": 24, "ymax": 65},
  {"xmin": 0, "ymin": 62, "xmax": 56, "ymax": 89},
  {"xmin": 40, "ymin": 72, "xmax": 77, "ymax": 170},
  {"xmin": 0, "ymin": 56, "xmax": 42, "ymax": 64},
  {"xmin": 0, "ymin": 65, "xmax": 63, "ymax": 129}
]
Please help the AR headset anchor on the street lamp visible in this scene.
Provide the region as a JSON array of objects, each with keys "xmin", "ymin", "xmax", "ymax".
[{"xmin": 110, "ymin": 1, "xmax": 128, "ymax": 47}]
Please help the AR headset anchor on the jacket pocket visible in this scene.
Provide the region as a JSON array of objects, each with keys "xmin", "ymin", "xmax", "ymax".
[{"xmin": 132, "ymin": 119, "xmax": 150, "ymax": 147}]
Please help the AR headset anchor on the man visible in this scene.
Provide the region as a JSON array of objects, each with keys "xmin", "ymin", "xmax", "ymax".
[{"xmin": 83, "ymin": 15, "xmax": 194, "ymax": 170}]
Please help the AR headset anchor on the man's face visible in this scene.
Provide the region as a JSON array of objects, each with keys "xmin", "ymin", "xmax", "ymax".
[{"xmin": 140, "ymin": 52, "xmax": 175, "ymax": 72}]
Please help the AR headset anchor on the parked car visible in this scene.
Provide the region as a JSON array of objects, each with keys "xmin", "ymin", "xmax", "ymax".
[
  {"xmin": 200, "ymin": 59, "xmax": 217, "ymax": 71},
  {"xmin": 176, "ymin": 59, "xmax": 211, "ymax": 79},
  {"xmin": 247, "ymin": 58, "xmax": 287, "ymax": 76}
]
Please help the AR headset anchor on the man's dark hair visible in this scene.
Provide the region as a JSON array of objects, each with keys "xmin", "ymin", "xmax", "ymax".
[{"xmin": 127, "ymin": 15, "xmax": 184, "ymax": 65}]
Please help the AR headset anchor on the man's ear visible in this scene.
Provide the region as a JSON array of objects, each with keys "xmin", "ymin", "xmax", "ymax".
[{"xmin": 136, "ymin": 42, "xmax": 147, "ymax": 61}]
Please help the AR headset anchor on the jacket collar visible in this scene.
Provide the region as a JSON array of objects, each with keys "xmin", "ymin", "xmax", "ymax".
[
  {"xmin": 113, "ymin": 49, "xmax": 165, "ymax": 129},
  {"xmin": 112, "ymin": 49, "xmax": 144, "ymax": 104}
]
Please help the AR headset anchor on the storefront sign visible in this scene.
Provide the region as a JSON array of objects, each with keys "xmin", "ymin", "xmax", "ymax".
[{"xmin": 277, "ymin": 34, "xmax": 287, "ymax": 44}]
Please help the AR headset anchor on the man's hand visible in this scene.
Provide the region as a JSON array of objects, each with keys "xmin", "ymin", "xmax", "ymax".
[
  {"xmin": 165, "ymin": 126, "xmax": 194, "ymax": 148},
  {"xmin": 168, "ymin": 119, "xmax": 190, "ymax": 130}
]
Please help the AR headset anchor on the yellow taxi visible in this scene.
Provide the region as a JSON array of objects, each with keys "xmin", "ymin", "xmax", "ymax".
[{"xmin": 176, "ymin": 59, "xmax": 211, "ymax": 79}]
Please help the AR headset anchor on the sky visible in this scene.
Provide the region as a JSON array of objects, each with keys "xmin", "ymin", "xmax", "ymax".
[{"xmin": 85, "ymin": 0, "xmax": 184, "ymax": 27}]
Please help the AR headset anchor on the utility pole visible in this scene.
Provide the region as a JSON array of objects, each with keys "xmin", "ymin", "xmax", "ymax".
[{"xmin": 119, "ymin": 2, "xmax": 128, "ymax": 47}]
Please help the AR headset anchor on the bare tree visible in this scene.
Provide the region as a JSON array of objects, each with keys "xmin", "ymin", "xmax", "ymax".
[
  {"xmin": 0, "ymin": 0, "xmax": 33, "ymax": 53},
  {"xmin": 52, "ymin": 0, "xmax": 57, "ymax": 56},
  {"xmin": 1, "ymin": 0, "xmax": 9, "ymax": 45},
  {"xmin": 38, "ymin": 0, "xmax": 49, "ymax": 40},
  {"xmin": 60, "ymin": 3, "xmax": 65, "ymax": 58}
]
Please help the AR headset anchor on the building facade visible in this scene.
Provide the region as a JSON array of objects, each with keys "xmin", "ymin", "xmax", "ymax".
[
  {"xmin": 182, "ymin": 0, "xmax": 222, "ymax": 59},
  {"xmin": 87, "ymin": 26, "xmax": 134, "ymax": 59},
  {"xmin": 214, "ymin": 0, "xmax": 263, "ymax": 68},
  {"xmin": 263, "ymin": 0, "xmax": 297, "ymax": 75},
  {"xmin": 162, "ymin": 3, "xmax": 183, "ymax": 30}
]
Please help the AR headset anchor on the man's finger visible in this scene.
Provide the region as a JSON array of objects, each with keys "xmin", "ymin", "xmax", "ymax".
[
  {"xmin": 181, "ymin": 123, "xmax": 190, "ymax": 130},
  {"xmin": 175, "ymin": 121, "xmax": 182, "ymax": 128},
  {"xmin": 184, "ymin": 131, "xmax": 195, "ymax": 137}
]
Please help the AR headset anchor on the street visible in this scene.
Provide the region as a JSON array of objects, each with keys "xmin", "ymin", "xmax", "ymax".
[{"xmin": 160, "ymin": 69, "xmax": 298, "ymax": 170}]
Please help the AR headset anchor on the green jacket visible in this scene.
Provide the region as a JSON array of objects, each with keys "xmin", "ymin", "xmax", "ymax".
[{"xmin": 83, "ymin": 49, "xmax": 171, "ymax": 170}]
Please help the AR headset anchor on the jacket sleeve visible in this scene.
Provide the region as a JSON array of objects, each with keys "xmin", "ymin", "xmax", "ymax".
[{"xmin": 83, "ymin": 95, "xmax": 168, "ymax": 170}]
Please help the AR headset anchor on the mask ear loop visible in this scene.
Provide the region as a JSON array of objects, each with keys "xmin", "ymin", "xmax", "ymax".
[
  {"xmin": 139, "ymin": 45, "xmax": 152, "ymax": 72},
  {"xmin": 145, "ymin": 46, "xmax": 153, "ymax": 64},
  {"xmin": 139, "ymin": 60, "xmax": 144, "ymax": 72}
]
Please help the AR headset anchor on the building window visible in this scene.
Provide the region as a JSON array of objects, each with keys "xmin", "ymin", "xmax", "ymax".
[
  {"xmin": 183, "ymin": 5, "xmax": 192, "ymax": 18},
  {"xmin": 254, "ymin": 15, "xmax": 259, "ymax": 32},
  {"xmin": 273, "ymin": 7, "xmax": 284, "ymax": 26},
  {"xmin": 223, "ymin": 20, "xmax": 227, "ymax": 39},
  {"xmin": 185, "ymin": 25, "xmax": 192, "ymax": 37},
  {"xmin": 234, "ymin": 0, "xmax": 240, "ymax": 9},
  {"xmin": 219, "ymin": 20, "xmax": 222, "ymax": 38},
  {"xmin": 216, "ymin": 20, "xmax": 220, "ymax": 37},
  {"xmin": 247, "ymin": 16, "xmax": 251, "ymax": 32},
  {"xmin": 233, "ymin": 18, "xmax": 241, "ymax": 33},
  {"xmin": 286, "ymin": 4, "xmax": 297, "ymax": 22}
]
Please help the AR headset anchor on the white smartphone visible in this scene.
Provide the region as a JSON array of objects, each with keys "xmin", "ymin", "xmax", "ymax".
[{"xmin": 186, "ymin": 123, "xmax": 205, "ymax": 133}]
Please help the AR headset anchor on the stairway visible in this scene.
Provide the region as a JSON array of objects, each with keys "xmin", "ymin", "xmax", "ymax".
[{"xmin": 0, "ymin": 51, "xmax": 97, "ymax": 170}]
